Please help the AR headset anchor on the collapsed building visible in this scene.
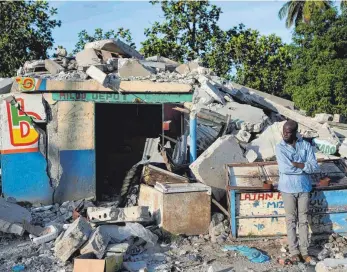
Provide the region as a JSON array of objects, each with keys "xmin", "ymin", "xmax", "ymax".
[{"xmin": 1, "ymin": 39, "xmax": 347, "ymax": 271}]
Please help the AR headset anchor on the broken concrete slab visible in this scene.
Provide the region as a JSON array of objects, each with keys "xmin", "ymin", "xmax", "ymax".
[
  {"xmin": 75, "ymin": 49, "xmax": 102, "ymax": 68},
  {"xmin": 314, "ymin": 113, "xmax": 333, "ymax": 124},
  {"xmin": 246, "ymin": 121, "xmax": 284, "ymax": 161},
  {"xmin": 190, "ymin": 135, "xmax": 247, "ymax": 201},
  {"xmin": 198, "ymin": 78, "xmax": 225, "ymax": 105},
  {"xmin": 80, "ymin": 227, "xmax": 111, "ymax": 259},
  {"xmin": 200, "ymin": 102, "xmax": 268, "ymax": 133},
  {"xmin": 87, "ymin": 206, "xmax": 151, "ymax": 223},
  {"xmin": 0, "ymin": 78, "xmax": 13, "ymax": 94},
  {"xmin": 146, "ymin": 56, "xmax": 180, "ymax": 71},
  {"xmin": 0, "ymin": 197, "xmax": 32, "ymax": 225},
  {"xmin": 23, "ymin": 60, "xmax": 46, "ymax": 73},
  {"xmin": 0, "ymin": 219, "xmax": 24, "ymax": 236},
  {"xmin": 85, "ymin": 39, "xmax": 144, "ymax": 59},
  {"xmin": 45, "ymin": 59, "xmax": 65, "ymax": 75},
  {"xmin": 139, "ymin": 60, "xmax": 166, "ymax": 70},
  {"xmin": 54, "ymin": 217, "xmax": 92, "ymax": 262},
  {"xmin": 175, "ymin": 59, "xmax": 201, "ymax": 75},
  {"xmin": 117, "ymin": 59, "xmax": 154, "ymax": 78},
  {"xmin": 226, "ymin": 82, "xmax": 340, "ymax": 150},
  {"xmin": 106, "ymin": 243, "xmax": 130, "ymax": 253},
  {"xmin": 86, "ymin": 66, "xmax": 120, "ymax": 91}
]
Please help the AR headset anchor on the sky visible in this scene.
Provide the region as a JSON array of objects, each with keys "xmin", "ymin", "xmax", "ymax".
[{"xmin": 49, "ymin": 1, "xmax": 295, "ymax": 55}]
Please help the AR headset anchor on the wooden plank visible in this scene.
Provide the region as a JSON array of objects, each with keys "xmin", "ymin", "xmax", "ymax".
[{"xmin": 142, "ymin": 164, "xmax": 189, "ymax": 186}]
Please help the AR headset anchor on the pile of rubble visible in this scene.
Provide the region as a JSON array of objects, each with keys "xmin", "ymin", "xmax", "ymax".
[{"xmin": 2, "ymin": 38, "xmax": 347, "ymax": 272}]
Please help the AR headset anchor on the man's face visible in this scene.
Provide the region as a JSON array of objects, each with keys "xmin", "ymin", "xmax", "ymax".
[{"xmin": 283, "ymin": 125, "xmax": 297, "ymax": 143}]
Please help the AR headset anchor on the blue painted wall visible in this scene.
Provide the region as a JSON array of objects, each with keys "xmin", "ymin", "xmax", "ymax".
[
  {"xmin": 54, "ymin": 149, "xmax": 95, "ymax": 203},
  {"xmin": 2, "ymin": 152, "xmax": 53, "ymax": 204}
]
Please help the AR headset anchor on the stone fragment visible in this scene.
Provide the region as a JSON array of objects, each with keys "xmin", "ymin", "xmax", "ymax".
[
  {"xmin": 54, "ymin": 217, "xmax": 92, "ymax": 262},
  {"xmin": 190, "ymin": 135, "xmax": 247, "ymax": 201},
  {"xmin": 0, "ymin": 219, "xmax": 24, "ymax": 236},
  {"xmin": 0, "ymin": 197, "xmax": 32, "ymax": 225},
  {"xmin": 106, "ymin": 242, "xmax": 130, "ymax": 253},
  {"xmin": 246, "ymin": 121, "xmax": 284, "ymax": 161},
  {"xmin": 86, "ymin": 66, "xmax": 120, "ymax": 91},
  {"xmin": 0, "ymin": 78, "xmax": 13, "ymax": 94},
  {"xmin": 314, "ymin": 113, "xmax": 333, "ymax": 123},
  {"xmin": 235, "ymin": 130, "xmax": 251, "ymax": 143},
  {"xmin": 118, "ymin": 59, "xmax": 154, "ymax": 78},
  {"xmin": 85, "ymin": 39, "xmax": 144, "ymax": 59},
  {"xmin": 199, "ymin": 79, "xmax": 225, "ymax": 105},
  {"xmin": 44, "ymin": 59, "xmax": 65, "ymax": 75},
  {"xmin": 175, "ymin": 59, "xmax": 201, "ymax": 75},
  {"xmin": 245, "ymin": 149, "xmax": 258, "ymax": 163},
  {"xmin": 139, "ymin": 60, "xmax": 166, "ymax": 70},
  {"xmin": 80, "ymin": 227, "xmax": 111, "ymax": 259},
  {"xmin": 75, "ymin": 48, "xmax": 102, "ymax": 68}
]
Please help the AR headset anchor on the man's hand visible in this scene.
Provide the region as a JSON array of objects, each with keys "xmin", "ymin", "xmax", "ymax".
[{"xmin": 292, "ymin": 162, "xmax": 305, "ymax": 169}]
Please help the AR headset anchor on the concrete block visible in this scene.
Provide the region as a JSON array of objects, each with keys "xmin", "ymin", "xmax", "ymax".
[
  {"xmin": 106, "ymin": 243, "xmax": 130, "ymax": 253},
  {"xmin": 175, "ymin": 59, "xmax": 202, "ymax": 75},
  {"xmin": 86, "ymin": 66, "xmax": 120, "ymax": 91},
  {"xmin": 202, "ymin": 102, "xmax": 268, "ymax": 133},
  {"xmin": 0, "ymin": 78, "xmax": 13, "ymax": 94},
  {"xmin": 333, "ymin": 114, "xmax": 345, "ymax": 123},
  {"xmin": 117, "ymin": 59, "xmax": 154, "ymax": 78},
  {"xmin": 54, "ymin": 217, "xmax": 92, "ymax": 262},
  {"xmin": 189, "ymin": 135, "xmax": 247, "ymax": 201},
  {"xmin": 0, "ymin": 197, "xmax": 32, "ymax": 224},
  {"xmin": 80, "ymin": 227, "xmax": 111, "ymax": 259},
  {"xmin": 45, "ymin": 59, "xmax": 65, "ymax": 75},
  {"xmin": 85, "ymin": 39, "xmax": 144, "ymax": 59},
  {"xmin": 199, "ymin": 79, "xmax": 225, "ymax": 105},
  {"xmin": 76, "ymin": 48, "xmax": 102, "ymax": 68},
  {"xmin": 245, "ymin": 149, "xmax": 258, "ymax": 163},
  {"xmin": 246, "ymin": 121, "xmax": 284, "ymax": 161},
  {"xmin": 0, "ymin": 219, "xmax": 24, "ymax": 236},
  {"xmin": 87, "ymin": 206, "xmax": 151, "ymax": 223},
  {"xmin": 139, "ymin": 60, "xmax": 166, "ymax": 70},
  {"xmin": 235, "ymin": 130, "xmax": 251, "ymax": 143},
  {"xmin": 314, "ymin": 113, "xmax": 333, "ymax": 124}
]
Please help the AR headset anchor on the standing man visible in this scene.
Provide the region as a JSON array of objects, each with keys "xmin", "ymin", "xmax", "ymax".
[{"xmin": 276, "ymin": 120, "xmax": 319, "ymax": 264}]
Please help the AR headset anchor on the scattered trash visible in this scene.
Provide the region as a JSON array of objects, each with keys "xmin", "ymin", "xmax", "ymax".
[{"xmin": 222, "ymin": 245, "xmax": 270, "ymax": 263}]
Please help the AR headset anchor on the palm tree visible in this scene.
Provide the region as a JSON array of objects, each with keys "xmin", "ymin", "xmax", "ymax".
[{"xmin": 279, "ymin": 0, "xmax": 332, "ymax": 28}]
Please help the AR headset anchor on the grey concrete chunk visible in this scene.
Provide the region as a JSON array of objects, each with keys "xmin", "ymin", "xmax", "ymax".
[
  {"xmin": 235, "ymin": 130, "xmax": 251, "ymax": 143},
  {"xmin": 118, "ymin": 59, "xmax": 154, "ymax": 78},
  {"xmin": 85, "ymin": 39, "xmax": 143, "ymax": 59},
  {"xmin": 54, "ymin": 217, "xmax": 92, "ymax": 262},
  {"xmin": 190, "ymin": 135, "xmax": 247, "ymax": 201},
  {"xmin": 246, "ymin": 121, "xmax": 284, "ymax": 161},
  {"xmin": 86, "ymin": 66, "xmax": 120, "ymax": 91},
  {"xmin": 44, "ymin": 59, "xmax": 65, "ymax": 75},
  {"xmin": 245, "ymin": 149, "xmax": 258, "ymax": 163},
  {"xmin": 76, "ymin": 48, "xmax": 102, "ymax": 68},
  {"xmin": 0, "ymin": 219, "xmax": 24, "ymax": 236},
  {"xmin": 314, "ymin": 113, "xmax": 333, "ymax": 123},
  {"xmin": 199, "ymin": 79, "xmax": 225, "ymax": 105},
  {"xmin": 106, "ymin": 242, "xmax": 130, "ymax": 253},
  {"xmin": 139, "ymin": 60, "xmax": 166, "ymax": 70},
  {"xmin": 80, "ymin": 227, "xmax": 111, "ymax": 259},
  {"xmin": 0, "ymin": 78, "xmax": 13, "ymax": 94},
  {"xmin": 175, "ymin": 59, "xmax": 201, "ymax": 75},
  {"xmin": 87, "ymin": 206, "xmax": 151, "ymax": 223},
  {"xmin": 0, "ymin": 197, "xmax": 32, "ymax": 224}
]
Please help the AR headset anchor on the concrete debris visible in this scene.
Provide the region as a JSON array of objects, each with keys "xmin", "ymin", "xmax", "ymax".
[
  {"xmin": 87, "ymin": 206, "xmax": 151, "ymax": 223},
  {"xmin": 44, "ymin": 59, "xmax": 65, "ymax": 76},
  {"xmin": 142, "ymin": 137, "xmax": 164, "ymax": 163},
  {"xmin": 245, "ymin": 149, "xmax": 258, "ymax": 163},
  {"xmin": 86, "ymin": 65, "xmax": 120, "ymax": 91},
  {"xmin": 314, "ymin": 113, "xmax": 334, "ymax": 124},
  {"xmin": 75, "ymin": 48, "xmax": 102, "ymax": 69},
  {"xmin": 54, "ymin": 217, "xmax": 92, "ymax": 262},
  {"xmin": 85, "ymin": 38, "xmax": 144, "ymax": 59},
  {"xmin": 118, "ymin": 59, "xmax": 154, "ymax": 78},
  {"xmin": 0, "ymin": 78, "xmax": 13, "ymax": 94},
  {"xmin": 235, "ymin": 130, "xmax": 252, "ymax": 143},
  {"xmin": 80, "ymin": 227, "xmax": 111, "ymax": 259},
  {"xmin": 0, "ymin": 219, "xmax": 24, "ymax": 236},
  {"xmin": 175, "ymin": 59, "xmax": 202, "ymax": 75},
  {"xmin": 190, "ymin": 135, "xmax": 247, "ymax": 201}
]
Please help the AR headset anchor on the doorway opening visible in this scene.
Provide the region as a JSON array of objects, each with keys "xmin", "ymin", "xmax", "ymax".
[{"xmin": 95, "ymin": 103, "xmax": 162, "ymax": 200}]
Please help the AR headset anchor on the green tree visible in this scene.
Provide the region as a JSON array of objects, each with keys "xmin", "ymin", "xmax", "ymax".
[
  {"xmin": 284, "ymin": 8, "xmax": 347, "ymax": 115},
  {"xmin": 73, "ymin": 28, "xmax": 135, "ymax": 54},
  {"xmin": 278, "ymin": 0, "xmax": 332, "ymax": 28},
  {"xmin": 231, "ymin": 30, "xmax": 292, "ymax": 97},
  {"xmin": 140, "ymin": 0, "xmax": 222, "ymax": 63},
  {"xmin": 0, "ymin": 0, "xmax": 61, "ymax": 77}
]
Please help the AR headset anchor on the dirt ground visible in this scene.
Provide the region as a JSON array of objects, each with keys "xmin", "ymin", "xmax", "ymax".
[{"xmin": 0, "ymin": 233, "xmax": 322, "ymax": 272}]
